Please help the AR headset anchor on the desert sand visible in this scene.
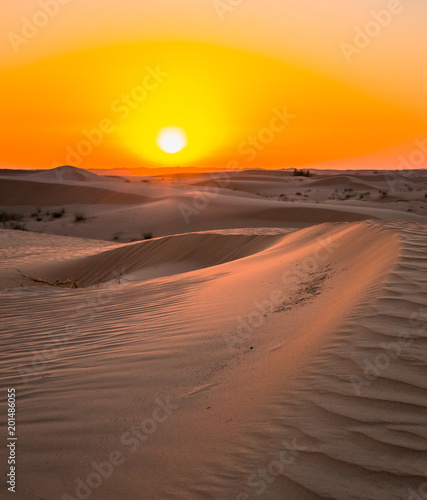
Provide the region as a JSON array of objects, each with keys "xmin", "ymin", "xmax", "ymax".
[{"xmin": 1, "ymin": 166, "xmax": 427, "ymax": 499}]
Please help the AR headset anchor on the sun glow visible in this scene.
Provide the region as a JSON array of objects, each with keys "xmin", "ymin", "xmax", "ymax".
[
  {"xmin": 0, "ymin": 41, "xmax": 424, "ymax": 170},
  {"xmin": 156, "ymin": 127, "xmax": 187, "ymax": 154}
]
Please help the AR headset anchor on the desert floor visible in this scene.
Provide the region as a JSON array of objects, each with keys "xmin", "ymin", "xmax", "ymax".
[{"xmin": 1, "ymin": 166, "xmax": 427, "ymax": 499}]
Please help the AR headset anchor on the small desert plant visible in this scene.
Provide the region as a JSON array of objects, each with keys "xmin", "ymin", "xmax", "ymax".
[
  {"xmin": 0, "ymin": 212, "xmax": 24, "ymax": 227},
  {"xmin": 51, "ymin": 208, "xmax": 65, "ymax": 219},
  {"xmin": 293, "ymin": 168, "xmax": 311, "ymax": 177},
  {"xmin": 31, "ymin": 208, "xmax": 42, "ymax": 217},
  {"xmin": 295, "ymin": 192, "xmax": 302, "ymax": 196},
  {"xmin": 74, "ymin": 212, "xmax": 86, "ymax": 222},
  {"xmin": 379, "ymin": 190, "xmax": 388, "ymax": 199},
  {"xmin": 142, "ymin": 232, "xmax": 153, "ymax": 239},
  {"xmin": 112, "ymin": 233, "xmax": 120, "ymax": 241},
  {"xmin": 9, "ymin": 221, "xmax": 27, "ymax": 231},
  {"xmin": 18, "ymin": 270, "xmax": 80, "ymax": 288},
  {"xmin": 36, "ymin": 216, "xmax": 43, "ymax": 222}
]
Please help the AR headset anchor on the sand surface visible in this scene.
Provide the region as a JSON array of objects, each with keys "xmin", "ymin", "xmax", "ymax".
[{"xmin": 1, "ymin": 166, "xmax": 427, "ymax": 499}]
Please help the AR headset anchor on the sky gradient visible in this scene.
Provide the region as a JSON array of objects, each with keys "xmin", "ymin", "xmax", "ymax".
[{"xmin": 1, "ymin": 0, "xmax": 427, "ymax": 170}]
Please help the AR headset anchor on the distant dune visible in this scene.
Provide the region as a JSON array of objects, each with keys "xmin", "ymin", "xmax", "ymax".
[
  {"xmin": 0, "ymin": 178, "xmax": 148, "ymax": 206},
  {"xmin": 252, "ymin": 206, "xmax": 370, "ymax": 223},
  {"xmin": 27, "ymin": 165, "xmax": 111, "ymax": 183},
  {"xmin": 306, "ymin": 175, "xmax": 377, "ymax": 190}
]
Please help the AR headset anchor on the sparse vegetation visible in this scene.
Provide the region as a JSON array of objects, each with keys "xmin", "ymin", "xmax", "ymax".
[
  {"xmin": 31, "ymin": 208, "xmax": 42, "ymax": 218},
  {"xmin": 379, "ymin": 190, "xmax": 388, "ymax": 199},
  {"xmin": 0, "ymin": 212, "xmax": 24, "ymax": 227},
  {"xmin": 142, "ymin": 232, "xmax": 153, "ymax": 239},
  {"xmin": 74, "ymin": 212, "xmax": 86, "ymax": 222},
  {"xmin": 293, "ymin": 168, "xmax": 311, "ymax": 177},
  {"xmin": 9, "ymin": 222, "xmax": 27, "ymax": 231},
  {"xmin": 18, "ymin": 270, "xmax": 80, "ymax": 288},
  {"xmin": 51, "ymin": 208, "xmax": 65, "ymax": 219},
  {"xmin": 295, "ymin": 192, "xmax": 302, "ymax": 196},
  {"xmin": 112, "ymin": 233, "xmax": 120, "ymax": 241}
]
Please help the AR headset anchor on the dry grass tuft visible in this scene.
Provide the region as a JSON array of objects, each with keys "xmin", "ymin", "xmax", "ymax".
[{"xmin": 18, "ymin": 270, "xmax": 81, "ymax": 288}]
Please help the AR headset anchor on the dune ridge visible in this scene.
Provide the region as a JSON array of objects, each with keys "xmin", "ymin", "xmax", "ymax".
[
  {"xmin": 225, "ymin": 220, "xmax": 427, "ymax": 500},
  {"xmin": 19, "ymin": 232, "xmax": 289, "ymax": 287},
  {"xmin": 0, "ymin": 178, "xmax": 149, "ymax": 205},
  {"xmin": 3, "ymin": 220, "xmax": 426, "ymax": 499}
]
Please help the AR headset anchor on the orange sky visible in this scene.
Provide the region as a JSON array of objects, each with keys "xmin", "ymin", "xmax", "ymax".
[{"xmin": 1, "ymin": 0, "xmax": 427, "ymax": 171}]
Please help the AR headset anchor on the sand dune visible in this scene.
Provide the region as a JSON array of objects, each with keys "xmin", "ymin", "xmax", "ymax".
[
  {"xmin": 27, "ymin": 165, "xmax": 111, "ymax": 183},
  {"xmin": 251, "ymin": 206, "xmax": 370, "ymax": 223},
  {"xmin": 1, "ymin": 168, "xmax": 427, "ymax": 499},
  {"xmin": 0, "ymin": 169, "xmax": 37, "ymax": 177},
  {"xmin": 0, "ymin": 229, "xmax": 118, "ymax": 289},
  {"xmin": 0, "ymin": 178, "xmax": 149, "ymax": 206},
  {"xmin": 250, "ymin": 220, "xmax": 427, "ymax": 499},
  {"xmin": 1, "ymin": 219, "xmax": 426, "ymax": 499},
  {"xmin": 306, "ymin": 175, "xmax": 377, "ymax": 190},
  {"xmin": 15, "ymin": 232, "xmax": 289, "ymax": 287}
]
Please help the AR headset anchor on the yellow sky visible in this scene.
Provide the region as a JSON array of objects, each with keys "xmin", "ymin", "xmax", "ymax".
[{"xmin": 1, "ymin": 0, "xmax": 426, "ymax": 170}]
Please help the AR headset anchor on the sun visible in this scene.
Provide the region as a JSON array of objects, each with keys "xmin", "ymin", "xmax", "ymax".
[{"xmin": 156, "ymin": 127, "xmax": 187, "ymax": 154}]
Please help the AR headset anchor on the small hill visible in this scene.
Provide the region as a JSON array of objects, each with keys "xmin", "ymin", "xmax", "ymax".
[
  {"xmin": 28, "ymin": 165, "xmax": 111, "ymax": 183},
  {"xmin": 0, "ymin": 178, "xmax": 149, "ymax": 206}
]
